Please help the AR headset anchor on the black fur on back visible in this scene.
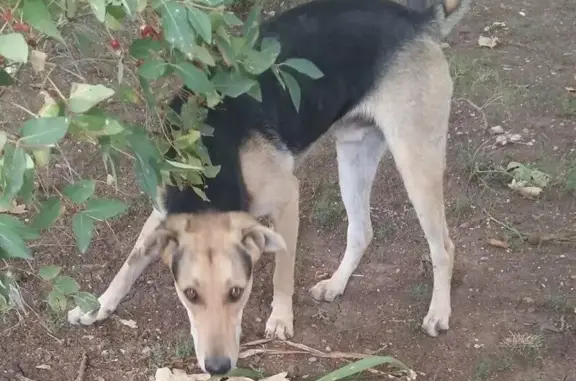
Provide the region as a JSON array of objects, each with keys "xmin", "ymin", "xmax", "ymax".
[{"xmin": 163, "ymin": 0, "xmax": 434, "ymax": 215}]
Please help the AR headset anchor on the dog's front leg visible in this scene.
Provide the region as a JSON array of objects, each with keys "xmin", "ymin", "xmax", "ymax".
[
  {"xmin": 265, "ymin": 177, "xmax": 299, "ymax": 340},
  {"xmin": 68, "ymin": 209, "xmax": 164, "ymax": 325}
]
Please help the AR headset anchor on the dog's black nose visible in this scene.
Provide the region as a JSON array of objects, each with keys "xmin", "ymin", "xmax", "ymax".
[{"xmin": 204, "ymin": 356, "xmax": 232, "ymax": 375}]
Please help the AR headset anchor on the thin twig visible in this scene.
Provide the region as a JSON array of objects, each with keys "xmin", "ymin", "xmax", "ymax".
[
  {"xmin": 75, "ymin": 352, "xmax": 88, "ymax": 381},
  {"xmin": 457, "ymin": 98, "xmax": 489, "ymax": 130}
]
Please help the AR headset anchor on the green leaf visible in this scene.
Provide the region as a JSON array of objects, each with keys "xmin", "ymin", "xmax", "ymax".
[
  {"xmin": 138, "ymin": 75, "xmax": 156, "ymax": 108},
  {"xmin": 20, "ymin": 117, "xmax": 69, "ymax": 146},
  {"xmin": 281, "ymin": 58, "xmax": 324, "ymax": 79},
  {"xmin": 188, "ymin": 7, "xmax": 212, "ymax": 43},
  {"xmin": 18, "ymin": 169, "xmax": 35, "ymax": 204},
  {"xmin": 0, "ymin": 131, "xmax": 6, "ymax": 151},
  {"xmin": 0, "ymin": 214, "xmax": 39, "ymax": 240},
  {"xmin": 83, "ymin": 198, "xmax": 127, "ymax": 220},
  {"xmin": 0, "ymin": 68, "xmax": 15, "ymax": 86},
  {"xmin": 0, "ymin": 294, "xmax": 8, "ymax": 312},
  {"xmin": 247, "ymin": 82, "xmax": 262, "ymax": 102},
  {"xmin": 47, "ymin": 289, "xmax": 68, "ymax": 312},
  {"xmin": 192, "ymin": 44, "xmax": 215, "ymax": 66},
  {"xmin": 243, "ymin": 38, "xmax": 281, "ymax": 75},
  {"xmin": 126, "ymin": 131, "xmax": 159, "ymax": 202},
  {"xmin": 105, "ymin": 5, "xmax": 124, "ymax": 30},
  {"xmin": 22, "ymin": 0, "xmax": 64, "ymax": 43},
  {"xmin": 223, "ymin": 12, "xmax": 243, "ymax": 26},
  {"xmin": 138, "ymin": 59, "xmax": 167, "ymax": 81},
  {"xmin": 70, "ymin": 112, "xmax": 125, "ymax": 137},
  {"xmin": 213, "ymin": 71, "xmax": 256, "ymax": 98},
  {"xmin": 73, "ymin": 291, "xmax": 100, "ymax": 313},
  {"xmin": 129, "ymin": 37, "xmax": 162, "ymax": 59},
  {"xmin": 279, "ymin": 70, "xmax": 301, "ymax": 112},
  {"xmin": 166, "ymin": 159, "xmax": 203, "ymax": 171},
  {"xmin": 316, "ymin": 356, "xmax": 411, "ymax": 381},
  {"xmin": 63, "ymin": 180, "xmax": 95, "ymax": 204},
  {"xmin": 1, "ymin": 144, "xmax": 27, "ymax": 200},
  {"xmin": 39, "ymin": 265, "xmax": 62, "ymax": 281},
  {"xmin": 32, "ymin": 197, "xmax": 62, "ymax": 229},
  {"xmin": 88, "ymin": 0, "xmax": 106, "ymax": 22},
  {"xmin": 0, "ymin": 33, "xmax": 29, "ymax": 63},
  {"xmin": 118, "ymin": 85, "xmax": 140, "ymax": 104},
  {"xmin": 69, "ymin": 84, "xmax": 115, "ymax": 113},
  {"xmin": 242, "ymin": 5, "xmax": 261, "ymax": 49},
  {"xmin": 121, "ymin": 0, "xmax": 137, "ymax": 17},
  {"xmin": 53, "ymin": 275, "xmax": 80, "ymax": 295},
  {"xmin": 173, "ymin": 62, "xmax": 213, "ymax": 94},
  {"xmin": 163, "ymin": 2, "xmax": 196, "ymax": 56},
  {"xmin": 215, "ymin": 35, "xmax": 237, "ymax": 68},
  {"xmin": 72, "ymin": 213, "xmax": 94, "ymax": 253},
  {"xmin": 0, "ymin": 222, "xmax": 31, "ymax": 259}
]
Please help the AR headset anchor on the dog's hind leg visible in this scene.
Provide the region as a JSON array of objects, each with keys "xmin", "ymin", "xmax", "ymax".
[
  {"xmin": 311, "ymin": 126, "xmax": 386, "ymax": 302},
  {"xmin": 369, "ymin": 40, "xmax": 455, "ymax": 337},
  {"xmin": 68, "ymin": 208, "xmax": 165, "ymax": 325}
]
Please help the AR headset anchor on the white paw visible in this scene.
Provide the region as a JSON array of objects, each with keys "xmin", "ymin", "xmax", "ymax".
[
  {"xmin": 310, "ymin": 278, "xmax": 346, "ymax": 302},
  {"xmin": 422, "ymin": 301, "xmax": 451, "ymax": 337},
  {"xmin": 265, "ymin": 311, "xmax": 293, "ymax": 340},
  {"xmin": 67, "ymin": 304, "xmax": 113, "ymax": 326}
]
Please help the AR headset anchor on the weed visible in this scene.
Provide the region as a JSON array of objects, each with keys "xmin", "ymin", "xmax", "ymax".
[
  {"xmin": 408, "ymin": 283, "xmax": 429, "ymax": 301},
  {"xmin": 544, "ymin": 294, "xmax": 574, "ymax": 314},
  {"xmin": 471, "ymin": 358, "xmax": 493, "ymax": 381},
  {"xmin": 313, "ymin": 183, "xmax": 344, "ymax": 228},
  {"xmin": 500, "ymin": 332, "xmax": 545, "ymax": 361},
  {"xmin": 174, "ymin": 336, "xmax": 195, "ymax": 358}
]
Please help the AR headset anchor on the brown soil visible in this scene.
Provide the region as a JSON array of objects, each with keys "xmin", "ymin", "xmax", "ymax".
[{"xmin": 1, "ymin": 0, "xmax": 576, "ymax": 380}]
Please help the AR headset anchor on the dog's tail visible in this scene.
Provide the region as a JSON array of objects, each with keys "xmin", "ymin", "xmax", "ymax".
[{"xmin": 432, "ymin": 0, "xmax": 472, "ymax": 37}]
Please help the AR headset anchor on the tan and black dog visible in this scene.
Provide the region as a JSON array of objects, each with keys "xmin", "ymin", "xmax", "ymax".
[{"xmin": 69, "ymin": 0, "xmax": 471, "ymax": 375}]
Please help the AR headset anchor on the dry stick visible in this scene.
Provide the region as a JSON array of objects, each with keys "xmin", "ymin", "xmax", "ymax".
[
  {"xmin": 75, "ymin": 353, "xmax": 88, "ymax": 381},
  {"xmin": 239, "ymin": 340, "xmax": 393, "ymax": 377},
  {"xmin": 457, "ymin": 98, "xmax": 489, "ymax": 130}
]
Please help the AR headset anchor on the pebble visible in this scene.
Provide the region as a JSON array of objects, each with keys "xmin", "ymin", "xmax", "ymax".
[{"xmin": 308, "ymin": 357, "xmax": 317, "ymax": 362}]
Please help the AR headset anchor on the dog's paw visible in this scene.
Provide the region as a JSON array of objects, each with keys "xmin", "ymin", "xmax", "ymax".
[
  {"xmin": 422, "ymin": 302, "xmax": 451, "ymax": 337},
  {"xmin": 67, "ymin": 304, "xmax": 112, "ymax": 326},
  {"xmin": 310, "ymin": 278, "xmax": 345, "ymax": 302},
  {"xmin": 265, "ymin": 311, "xmax": 293, "ymax": 340}
]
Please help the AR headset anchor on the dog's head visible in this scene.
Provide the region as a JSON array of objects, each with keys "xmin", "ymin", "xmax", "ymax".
[{"xmin": 142, "ymin": 212, "xmax": 285, "ymax": 375}]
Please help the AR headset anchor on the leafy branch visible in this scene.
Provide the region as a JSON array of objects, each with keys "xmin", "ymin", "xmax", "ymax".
[{"xmin": 0, "ymin": 0, "xmax": 323, "ymax": 315}]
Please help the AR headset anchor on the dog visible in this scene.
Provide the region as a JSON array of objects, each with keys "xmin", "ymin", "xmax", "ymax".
[{"xmin": 68, "ymin": 0, "xmax": 470, "ymax": 375}]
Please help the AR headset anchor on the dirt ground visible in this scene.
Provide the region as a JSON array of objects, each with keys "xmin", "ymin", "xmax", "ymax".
[{"xmin": 1, "ymin": 0, "xmax": 576, "ymax": 380}]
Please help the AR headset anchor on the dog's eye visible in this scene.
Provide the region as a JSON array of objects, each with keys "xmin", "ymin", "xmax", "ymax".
[
  {"xmin": 228, "ymin": 287, "xmax": 244, "ymax": 302},
  {"xmin": 184, "ymin": 288, "xmax": 199, "ymax": 303}
]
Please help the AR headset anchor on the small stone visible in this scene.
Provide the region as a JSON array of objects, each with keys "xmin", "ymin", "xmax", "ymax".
[
  {"xmin": 522, "ymin": 297, "xmax": 535, "ymax": 304},
  {"xmin": 480, "ymin": 256, "xmax": 489, "ymax": 261},
  {"xmin": 490, "ymin": 125, "xmax": 504, "ymax": 134},
  {"xmin": 509, "ymin": 134, "xmax": 522, "ymax": 142},
  {"xmin": 308, "ymin": 357, "xmax": 317, "ymax": 362}
]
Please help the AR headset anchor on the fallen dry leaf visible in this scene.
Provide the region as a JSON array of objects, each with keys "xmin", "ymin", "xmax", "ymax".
[
  {"xmin": 154, "ymin": 367, "xmax": 290, "ymax": 381},
  {"xmin": 483, "ymin": 21, "xmax": 507, "ymax": 32},
  {"xmin": 566, "ymin": 86, "xmax": 576, "ymax": 93},
  {"xmin": 260, "ymin": 373, "xmax": 290, "ymax": 381},
  {"xmin": 478, "ymin": 35, "xmax": 499, "ymax": 48},
  {"xmin": 508, "ymin": 179, "xmax": 543, "ymax": 199},
  {"xmin": 488, "ymin": 238, "xmax": 509, "ymax": 249},
  {"xmin": 118, "ymin": 318, "xmax": 138, "ymax": 329},
  {"xmin": 0, "ymin": 200, "xmax": 27, "ymax": 214},
  {"xmin": 30, "ymin": 50, "xmax": 47, "ymax": 73}
]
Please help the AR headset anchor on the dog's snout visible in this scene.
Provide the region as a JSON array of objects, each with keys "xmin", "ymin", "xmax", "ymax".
[{"xmin": 204, "ymin": 356, "xmax": 232, "ymax": 375}]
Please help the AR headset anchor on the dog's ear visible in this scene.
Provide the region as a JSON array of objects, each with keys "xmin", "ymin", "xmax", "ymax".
[
  {"xmin": 141, "ymin": 225, "xmax": 178, "ymax": 266},
  {"xmin": 242, "ymin": 224, "xmax": 287, "ymax": 261}
]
